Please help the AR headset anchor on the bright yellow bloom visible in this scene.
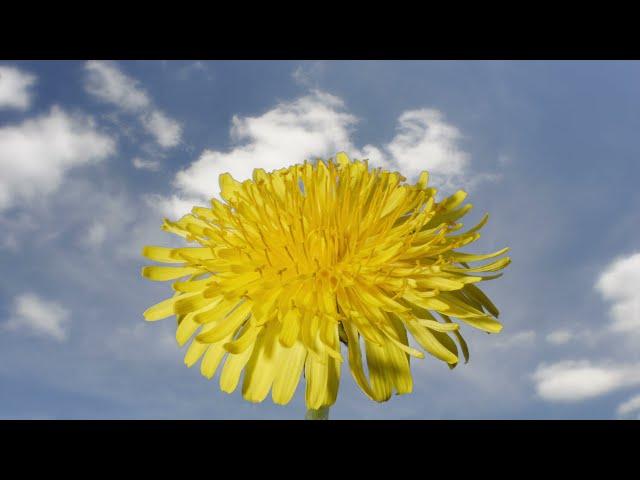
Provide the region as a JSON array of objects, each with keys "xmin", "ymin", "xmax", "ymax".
[{"xmin": 141, "ymin": 153, "xmax": 509, "ymax": 410}]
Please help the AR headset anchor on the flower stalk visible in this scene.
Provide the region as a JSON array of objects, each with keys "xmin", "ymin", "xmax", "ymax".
[{"xmin": 305, "ymin": 406, "xmax": 330, "ymax": 420}]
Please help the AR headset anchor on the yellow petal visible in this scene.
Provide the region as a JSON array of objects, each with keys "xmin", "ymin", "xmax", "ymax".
[
  {"xmin": 224, "ymin": 322, "xmax": 261, "ymax": 354},
  {"xmin": 354, "ymin": 282, "xmax": 409, "ymax": 313},
  {"xmin": 305, "ymin": 353, "xmax": 328, "ymax": 410},
  {"xmin": 174, "ymin": 293, "xmax": 216, "ymax": 316},
  {"xmin": 196, "ymin": 301, "xmax": 253, "ymax": 343},
  {"xmin": 376, "ymin": 313, "xmax": 425, "ymax": 359},
  {"xmin": 271, "ymin": 342, "xmax": 307, "ymax": 405},
  {"xmin": 461, "ymin": 315, "xmax": 503, "ymax": 333},
  {"xmin": 448, "ymin": 246, "xmax": 510, "ymax": 263},
  {"xmin": 364, "ymin": 339, "xmax": 393, "ymax": 402},
  {"xmin": 439, "ymin": 190, "xmax": 467, "ymax": 213},
  {"xmin": 344, "ymin": 322, "xmax": 376, "ymax": 401},
  {"xmin": 304, "ymin": 321, "xmax": 340, "ymax": 410},
  {"xmin": 445, "ymin": 256, "xmax": 511, "ymax": 274},
  {"xmin": 219, "ymin": 172, "xmax": 242, "ymax": 204},
  {"xmin": 335, "ymin": 151, "xmax": 351, "ymax": 167},
  {"xmin": 200, "ymin": 340, "xmax": 230, "ymax": 379},
  {"xmin": 242, "ymin": 322, "xmax": 282, "ymax": 403},
  {"xmin": 432, "ymin": 329, "xmax": 459, "ymax": 367},
  {"xmin": 219, "ymin": 341, "xmax": 254, "ymax": 394},
  {"xmin": 184, "ymin": 340, "xmax": 207, "ymax": 367},
  {"xmin": 441, "ymin": 314, "xmax": 470, "ymax": 363},
  {"xmin": 416, "ymin": 171, "xmax": 429, "ymax": 189},
  {"xmin": 142, "ymin": 246, "xmax": 214, "ymax": 263},
  {"xmin": 173, "ymin": 247, "xmax": 215, "ymax": 262},
  {"xmin": 385, "ymin": 341, "xmax": 413, "ymax": 395},
  {"xmin": 142, "ymin": 246, "xmax": 179, "ymax": 263},
  {"xmin": 466, "ymin": 213, "xmax": 489, "ymax": 234},
  {"xmin": 193, "ymin": 296, "xmax": 234, "ymax": 324},
  {"xmin": 415, "ymin": 277, "xmax": 465, "ymax": 291},
  {"xmin": 436, "ymin": 292, "xmax": 486, "ymax": 318},
  {"xmin": 141, "ymin": 265, "xmax": 204, "ymax": 281},
  {"xmin": 464, "ymin": 283, "xmax": 500, "ymax": 317},
  {"xmin": 279, "ymin": 308, "xmax": 301, "ymax": 348},
  {"xmin": 404, "ymin": 318, "xmax": 458, "ymax": 364},
  {"xmin": 176, "ymin": 313, "xmax": 200, "ymax": 346},
  {"xmin": 417, "ymin": 319, "xmax": 460, "ymax": 332},
  {"xmin": 173, "ymin": 277, "xmax": 214, "ymax": 293},
  {"xmin": 402, "ymin": 291, "xmax": 450, "ymax": 312},
  {"xmin": 143, "ymin": 291, "xmax": 200, "ymax": 321}
]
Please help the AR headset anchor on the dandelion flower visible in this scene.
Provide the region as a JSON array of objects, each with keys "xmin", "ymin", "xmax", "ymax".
[{"xmin": 141, "ymin": 153, "xmax": 510, "ymax": 412}]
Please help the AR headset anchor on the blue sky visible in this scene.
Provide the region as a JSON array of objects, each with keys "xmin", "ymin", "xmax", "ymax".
[{"xmin": 1, "ymin": 60, "xmax": 640, "ymax": 419}]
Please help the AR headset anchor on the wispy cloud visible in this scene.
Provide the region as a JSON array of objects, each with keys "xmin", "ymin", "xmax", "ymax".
[
  {"xmin": 140, "ymin": 110, "xmax": 182, "ymax": 148},
  {"xmin": 493, "ymin": 330, "xmax": 536, "ymax": 349},
  {"xmin": 4, "ymin": 293, "xmax": 71, "ymax": 341},
  {"xmin": 84, "ymin": 61, "xmax": 182, "ymax": 149},
  {"xmin": 617, "ymin": 393, "xmax": 640, "ymax": 418},
  {"xmin": 84, "ymin": 61, "xmax": 150, "ymax": 112},
  {"xmin": 0, "ymin": 65, "xmax": 37, "ymax": 111},
  {"xmin": 292, "ymin": 62, "xmax": 326, "ymax": 88},
  {"xmin": 546, "ymin": 330, "xmax": 573, "ymax": 345},
  {"xmin": 132, "ymin": 157, "xmax": 160, "ymax": 171}
]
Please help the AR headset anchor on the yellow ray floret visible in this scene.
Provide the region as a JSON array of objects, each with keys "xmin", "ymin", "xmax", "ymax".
[{"xmin": 141, "ymin": 153, "xmax": 510, "ymax": 410}]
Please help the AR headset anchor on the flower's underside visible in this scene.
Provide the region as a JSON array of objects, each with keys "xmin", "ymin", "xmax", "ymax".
[{"xmin": 142, "ymin": 153, "xmax": 510, "ymax": 410}]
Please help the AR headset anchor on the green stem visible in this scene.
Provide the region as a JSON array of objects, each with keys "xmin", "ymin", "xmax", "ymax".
[{"xmin": 305, "ymin": 406, "xmax": 330, "ymax": 420}]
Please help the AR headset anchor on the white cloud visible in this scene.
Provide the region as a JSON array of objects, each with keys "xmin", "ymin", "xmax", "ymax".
[
  {"xmin": 533, "ymin": 360, "xmax": 640, "ymax": 402},
  {"xmin": 386, "ymin": 109, "xmax": 469, "ymax": 186},
  {"xmin": 141, "ymin": 110, "xmax": 182, "ymax": 148},
  {"xmin": 292, "ymin": 62, "xmax": 325, "ymax": 88},
  {"xmin": 84, "ymin": 60, "xmax": 150, "ymax": 112},
  {"xmin": 174, "ymin": 61, "xmax": 213, "ymax": 82},
  {"xmin": 144, "ymin": 193, "xmax": 204, "ymax": 220},
  {"xmin": 546, "ymin": 330, "xmax": 573, "ymax": 345},
  {"xmin": 0, "ymin": 65, "xmax": 37, "ymax": 110},
  {"xmin": 171, "ymin": 90, "xmax": 478, "ymax": 205},
  {"xmin": 74, "ymin": 188, "xmax": 139, "ymax": 253},
  {"xmin": 498, "ymin": 153, "xmax": 512, "ymax": 166},
  {"xmin": 532, "ymin": 252, "xmax": 640, "ymax": 410},
  {"xmin": 173, "ymin": 90, "xmax": 359, "ymax": 201},
  {"xmin": 0, "ymin": 106, "xmax": 115, "ymax": 211},
  {"xmin": 617, "ymin": 394, "xmax": 640, "ymax": 417},
  {"xmin": 4, "ymin": 293, "xmax": 71, "ymax": 341},
  {"xmin": 493, "ymin": 330, "xmax": 536, "ymax": 349},
  {"xmin": 105, "ymin": 323, "xmax": 177, "ymax": 362},
  {"xmin": 84, "ymin": 61, "xmax": 181, "ymax": 150},
  {"xmin": 386, "ymin": 109, "xmax": 469, "ymax": 180},
  {"xmin": 84, "ymin": 223, "xmax": 107, "ymax": 247},
  {"xmin": 596, "ymin": 252, "xmax": 640, "ymax": 333},
  {"xmin": 132, "ymin": 157, "xmax": 160, "ymax": 171}
]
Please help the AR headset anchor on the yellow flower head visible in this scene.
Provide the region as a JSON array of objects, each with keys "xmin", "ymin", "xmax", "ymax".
[{"xmin": 142, "ymin": 153, "xmax": 510, "ymax": 410}]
